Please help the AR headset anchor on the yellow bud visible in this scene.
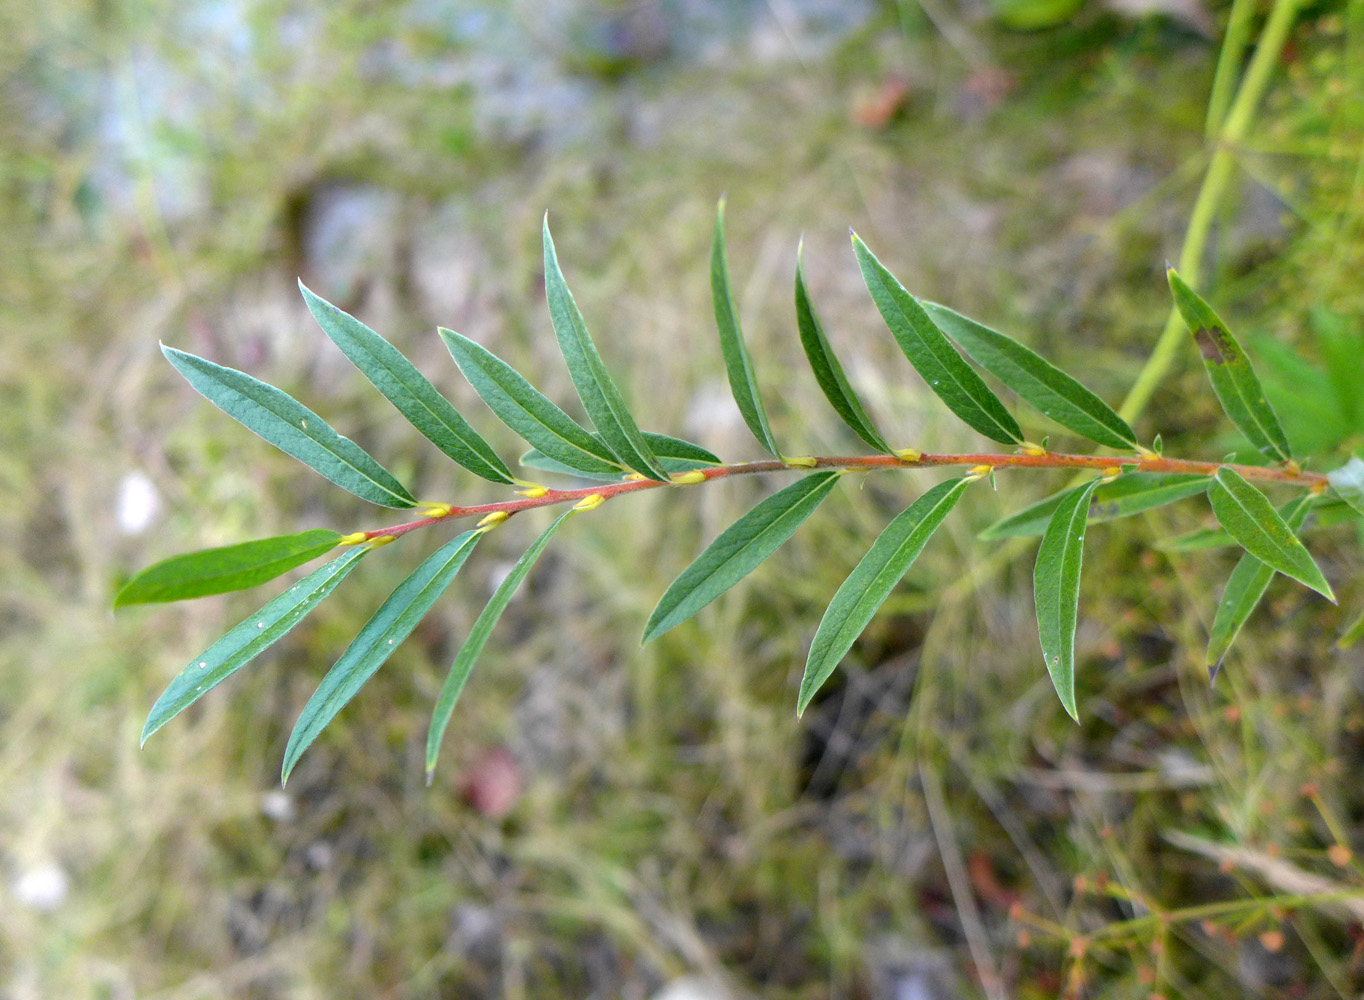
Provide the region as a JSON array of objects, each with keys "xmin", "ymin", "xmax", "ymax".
[
  {"xmin": 895, "ymin": 448, "xmax": 923, "ymax": 463},
  {"xmin": 965, "ymin": 464, "xmax": 993, "ymax": 481},
  {"xmin": 476, "ymin": 511, "xmax": 510, "ymax": 529},
  {"xmin": 338, "ymin": 532, "xmax": 370, "ymax": 546},
  {"xmin": 515, "ymin": 486, "xmax": 549, "ymax": 499},
  {"xmin": 418, "ymin": 502, "xmax": 452, "ymax": 519},
  {"xmin": 623, "ymin": 472, "xmax": 648, "ymax": 482},
  {"xmin": 572, "ymin": 493, "xmax": 605, "ymax": 512},
  {"xmin": 1019, "ymin": 442, "xmax": 1047, "ymax": 457},
  {"xmin": 670, "ymin": 470, "xmax": 707, "ymax": 485},
  {"xmin": 365, "ymin": 535, "xmax": 396, "ymax": 549},
  {"xmin": 1100, "ymin": 466, "xmax": 1123, "ymax": 482},
  {"xmin": 784, "ymin": 456, "xmax": 818, "ymax": 469}
]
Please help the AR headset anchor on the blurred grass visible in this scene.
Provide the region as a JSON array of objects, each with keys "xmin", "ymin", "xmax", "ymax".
[{"xmin": 3, "ymin": 1, "xmax": 1363, "ymax": 996}]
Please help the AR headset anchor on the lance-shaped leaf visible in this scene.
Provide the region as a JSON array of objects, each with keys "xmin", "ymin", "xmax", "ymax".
[
  {"xmin": 299, "ymin": 282, "xmax": 514, "ymax": 484},
  {"xmin": 921, "ymin": 302, "xmax": 1137, "ymax": 450},
  {"xmin": 795, "ymin": 244, "xmax": 890, "ymax": 453},
  {"xmin": 852, "ymin": 235, "xmax": 1022, "ymax": 445},
  {"xmin": 1206, "ymin": 493, "xmax": 1314, "ymax": 676},
  {"xmin": 543, "ymin": 217, "xmax": 668, "ymax": 481},
  {"xmin": 162, "ymin": 346, "xmax": 417, "ymax": 508},
  {"xmin": 116, "ymin": 529, "xmax": 342, "ymax": 607},
  {"xmin": 1327, "ymin": 457, "xmax": 1364, "ymax": 518},
  {"xmin": 981, "ymin": 473, "xmax": 1209, "ymax": 540},
  {"xmin": 439, "ymin": 328, "xmax": 622, "ymax": 477},
  {"xmin": 426, "ymin": 510, "xmax": 573, "ymax": 781},
  {"xmin": 1206, "ymin": 467, "xmax": 1334, "ymax": 601},
  {"xmin": 800, "ymin": 476, "xmax": 971, "ymax": 715},
  {"xmin": 282, "ymin": 529, "xmax": 483, "ymax": 784},
  {"xmin": 712, "ymin": 200, "xmax": 781, "ymax": 456},
  {"xmin": 141, "ymin": 546, "xmax": 367, "ymax": 744},
  {"xmin": 1159, "ymin": 495, "xmax": 1323, "ymax": 553},
  {"xmin": 1168, "ymin": 269, "xmax": 1290, "ymax": 463},
  {"xmin": 521, "ymin": 433, "xmax": 720, "ymax": 482},
  {"xmin": 643, "ymin": 472, "xmax": 841, "ymax": 644},
  {"xmin": 1034, "ymin": 479, "xmax": 1103, "ymax": 721}
]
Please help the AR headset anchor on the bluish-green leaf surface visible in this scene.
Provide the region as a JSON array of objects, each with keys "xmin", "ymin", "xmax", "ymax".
[
  {"xmin": 643, "ymin": 471, "xmax": 841, "ymax": 644},
  {"xmin": 300, "ymin": 282, "xmax": 514, "ymax": 484},
  {"xmin": 1206, "ymin": 493, "xmax": 1314, "ymax": 676},
  {"xmin": 426, "ymin": 510, "xmax": 573, "ymax": 781},
  {"xmin": 162, "ymin": 345, "xmax": 417, "ymax": 508},
  {"xmin": 543, "ymin": 217, "xmax": 668, "ymax": 480},
  {"xmin": 439, "ymin": 327, "xmax": 622, "ymax": 477},
  {"xmin": 921, "ymin": 302, "xmax": 1137, "ymax": 450},
  {"xmin": 1206, "ymin": 467, "xmax": 1333, "ymax": 601},
  {"xmin": 800, "ymin": 476, "xmax": 971, "ymax": 715},
  {"xmin": 141, "ymin": 546, "xmax": 367, "ymax": 744},
  {"xmin": 282, "ymin": 529, "xmax": 482, "ymax": 784},
  {"xmin": 980, "ymin": 473, "xmax": 1209, "ymax": 540},
  {"xmin": 795, "ymin": 245, "xmax": 890, "ymax": 453},
  {"xmin": 116, "ymin": 529, "xmax": 342, "ymax": 606},
  {"xmin": 1168, "ymin": 269, "xmax": 1291, "ymax": 463},
  {"xmin": 521, "ymin": 433, "xmax": 720, "ymax": 481},
  {"xmin": 1034, "ymin": 479, "xmax": 1103, "ymax": 721},
  {"xmin": 712, "ymin": 200, "xmax": 781, "ymax": 456},
  {"xmin": 852, "ymin": 235, "xmax": 1022, "ymax": 445}
]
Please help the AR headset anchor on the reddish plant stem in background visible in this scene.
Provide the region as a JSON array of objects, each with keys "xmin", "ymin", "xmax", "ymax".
[{"xmin": 361, "ymin": 451, "xmax": 1329, "ymax": 542}]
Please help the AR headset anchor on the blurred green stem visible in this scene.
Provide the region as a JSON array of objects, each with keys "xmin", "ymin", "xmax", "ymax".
[{"xmin": 1119, "ymin": 0, "xmax": 1303, "ymax": 426}]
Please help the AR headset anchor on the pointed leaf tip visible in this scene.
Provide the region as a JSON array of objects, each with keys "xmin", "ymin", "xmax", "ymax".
[
  {"xmin": 1034, "ymin": 479, "xmax": 1103, "ymax": 721},
  {"xmin": 1207, "ymin": 468, "xmax": 1334, "ymax": 602}
]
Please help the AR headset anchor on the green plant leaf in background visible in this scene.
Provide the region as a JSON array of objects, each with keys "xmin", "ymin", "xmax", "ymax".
[
  {"xmin": 1206, "ymin": 493, "xmax": 1314, "ymax": 677},
  {"xmin": 1034, "ymin": 478, "xmax": 1104, "ymax": 721},
  {"xmin": 1206, "ymin": 467, "xmax": 1334, "ymax": 601},
  {"xmin": 922, "ymin": 302, "xmax": 1138, "ymax": 450},
  {"xmin": 980, "ymin": 473, "xmax": 1210, "ymax": 540},
  {"xmin": 543, "ymin": 217, "xmax": 668, "ymax": 480},
  {"xmin": 711, "ymin": 200, "xmax": 782, "ymax": 457},
  {"xmin": 439, "ymin": 328, "xmax": 623, "ymax": 477},
  {"xmin": 643, "ymin": 471, "xmax": 841, "ymax": 644},
  {"xmin": 794, "ymin": 243, "xmax": 891, "ymax": 453},
  {"xmin": 852, "ymin": 235, "xmax": 1023, "ymax": 445},
  {"xmin": 1340, "ymin": 607, "xmax": 1364, "ymax": 649},
  {"xmin": 162, "ymin": 346, "xmax": 417, "ymax": 508},
  {"xmin": 521, "ymin": 432, "xmax": 720, "ymax": 481},
  {"xmin": 1327, "ymin": 457, "xmax": 1364, "ymax": 517},
  {"xmin": 299, "ymin": 282, "xmax": 514, "ymax": 485},
  {"xmin": 800, "ymin": 476, "xmax": 972, "ymax": 715},
  {"xmin": 115, "ymin": 529, "xmax": 342, "ymax": 606},
  {"xmin": 1167, "ymin": 269, "xmax": 1291, "ymax": 463},
  {"xmin": 141, "ymin": 546, "xmax": 368, "ymax": 745},
  {"xmin": 282, "ymin": 529, "xmax": 483, "ymax": 784},
  {"xmin": 426, "ymin": 510, "xmax": 574, "ymax": 781}
]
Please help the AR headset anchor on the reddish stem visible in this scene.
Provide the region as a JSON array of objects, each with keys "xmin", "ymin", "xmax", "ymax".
[{"xmin": 358, "ymin": 450, "xmax": 1328, "ymax": 542}]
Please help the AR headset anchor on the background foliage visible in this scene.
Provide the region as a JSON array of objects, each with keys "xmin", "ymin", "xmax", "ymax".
[{"xmin": 3, "ymin": 0, "xmax": 1363, "ymax": 996}]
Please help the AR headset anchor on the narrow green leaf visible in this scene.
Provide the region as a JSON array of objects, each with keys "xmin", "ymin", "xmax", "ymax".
[
  {"xmin": 852, "ymin": 235, "xmax": 1022, "ymax": 445},
  {"xmin": 1168, "ymin": 269, "xmax": 1291, "ymax": 462},
  {"xmin": 1339, "ymin": 606, "xmax": 1364, "ymax": 649},
  {"xmin": 299, "ymin": 282, "xmax": 514, "ymax": 484},
  {"xmin": 161, "ymin": 345, "xmax": 417, "ymax": 508},
  {"xmin": 1158, "ymin": 495, "xmax": 1324, "ymax": 552},
  {"xmin": 282, "ymin": 530, "xmax": 482, "ymax": 784},
  {"xmin": 543, "ymin": 217, "xmax": 668, "ymax": 480},
  {"xmin": 1327, "ymin": 458, "xmax": 1364, "ymax": 518},
  {"xmin": 1206, "ymin": 467, "xmax": 1334, "ymax": 601},
  {"xmin": 439, "ymin": 327, "xmax": 622, "ymax": 477},
  {"xmin": 1034, "ymin": 479, "xmax": 1103, "ymax": 721},
  {"xmin": 981, "ymin": 473, "xmax": 1209, "ymax": 540},
  {"xmin": 800, "ymin": 477, "xmax": 971, "ymax": 715},
  {"xmin": 116, "ymin": 530, "xmax": 341, "ymax": 607},
  {"xmin": 521, "ymin": 432, "xmax": 721, "ymax": 482},
  {"xmin": 795, "ymin": 245, "xmax": 891, "ymax": 453},
  {"xmin": 141, "ymin": 546, "xmax": 367, "ymax": 745},
  {"xmin": 643, "ymin": 472, "xmax": 841, "ymax": 644},
  {"xmin": 1206, "ymin": 494, "xmax": 1314, "ymax": 676},
  {"xmin": 711, "ymin": 200, "xmax": 781, "ymax": 456},
  {"xmin": 921, "ymin": 302, "xmax": 1137, "ymax": 450},
  {"xmin": 426, "ymin": 510, "xmax": 573, "ymax": 781}
]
